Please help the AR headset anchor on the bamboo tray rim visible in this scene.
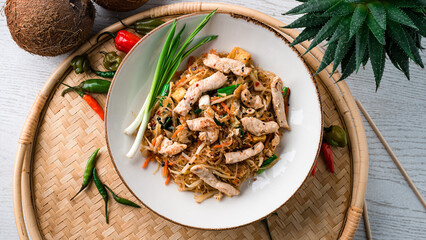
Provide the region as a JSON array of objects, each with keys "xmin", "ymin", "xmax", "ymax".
[{"xmin": 12, "ymin": 2, "xmax": 369, "ymax": 240}]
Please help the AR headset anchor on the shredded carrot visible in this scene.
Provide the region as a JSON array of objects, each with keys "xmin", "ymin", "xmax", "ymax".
[
  {"xmin": 210, "ymin": 49, "xmax": 218, "ymax": 55},
  {"xmin": 172, "ymin": 125, "xmax": 185, "ymax": 139},
  {"xmin": 188, "ymin": 56, "xmax": 195, "ymax": 66},
  {"xmin": 142, "ymin": 155, "xmax": 152, "ymax": 169},
  {"xmin": 175, "ymin": 75, "xmax": 187, "ymax": 87},
  {"xmin": 247, "ymin": 132, "xmax": 253, "ymax": 142},
  {"xmin": 152, "ymin": 138, "xmax": 157, "ymax": 147},
  {"xmin": 264, "ymin": 134, "xmax": 273, "ymax": 148},
  {"xmin": 211, "ymin": 105, "xmax": 221, "ymax": 114},
  {"xmin": 203, "ymin": 53, "xmax": 208, "ymax": 57},
  {"xmin": 168, "ymin": 162, "xmax": 174, "ymax": 166},
  {"xmin": 165, "ymin": 173, "xmax": 171, "ymax": 185},
  {"xmin": 213, "ymin": 141, "xmax": 231, "ymax": 148},
  {"xmin": 163, "ymin": 158, "xmax": 168, "ymax": 177},
  {"xmin": 220, "ymin": 102, "xmax": 231, "ymax": 115}
]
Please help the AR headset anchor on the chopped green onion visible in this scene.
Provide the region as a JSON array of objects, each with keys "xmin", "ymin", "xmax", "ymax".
[
  {"xmin": 282, "ymin": 87, "xmax": 288, "ymax": 98},
  {"xmin": 125, "ymin": 10, "xmax": 218, "ymax": 158},
  {"xmin": 160, "ymin": 83, "xmax": 170, "ymax": 97},
  {"xmin": 257, "ymin": 154, "xmax": 278, "ymax": 174},
  {"xmin": 217, "ymin": 83, "xmax": 241, "ymax": 95},
  {"xmin": 161, "ymin": 117, "xmax": 173, "ymax": 130},
  {"xmin": 213, "ymin": 118, "xmax": 224, "ymax": 126},
  {"xmin": 194, "ymin": 109, "xmax": 202, "ymax": 114}
]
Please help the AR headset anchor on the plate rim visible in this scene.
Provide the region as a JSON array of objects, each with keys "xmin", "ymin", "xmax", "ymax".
[{"xmin": 105, "ymin": 12, "xmax": 323, "ymax": 230}]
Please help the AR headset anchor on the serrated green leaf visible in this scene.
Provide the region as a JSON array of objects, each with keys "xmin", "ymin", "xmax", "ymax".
[
  {"xmin": 289, "ymin": 26, "xmax": 322, "ymax": 47},
  {"xmin": 367, "ymin": 2, "xmax": 386, "ymax": 29},
  {"xmin": 284, "ymin": 0, "xmax": 339, "ymax": 15},
  {"xmin": 384, "ymin": 4, "xmax": 418, "ymax": 30},
  {"xmin": 328, "ymin": 16, "xmax": 351, "ymax": 44},
  {"xmin": 321, "ymin": 0, "xmax": 355, "ymax": 17},
  {"xmin": 366, "ymin": 13, "xmax": 385, "ymax": 45},
  {"xmin": 405, "ymin": 10, "xmax": 426, "ymax": 37},
  {"xmin": 305, "ymin": 16, "xmax": 342, "ymax": 54},
  {"xmin": 331, "ymin": 33, "xmax": 354, "ymax": 74},
  {"xmin": 315, "ymin": 41, "xmax": 338, "ymax": 75},
  {"xmin": 386, "ymin": 42, "xmax": 410, "ymax": 79},
  {"xmin": 369, "ymin": 32, "xmax": 385, "ymax": 90},
  {"xmin": 362, "ymin": 51, "xmax": 369, "ymax": 67},
  {"xmin": 404, "ymin": 28, "xmax": 425, "ymax": 67},
  {"xmin": 387, "ymin": 0, "xmax": 426, "ymax": 8},
  {"xmin": 356, "ymin": 24, "xmax": 368, "ymax": 72},
  {"xmin": 387, "ymin": 20, "xmax": 414, "ymax": 60},
  {"xmin": 282, "ymin": 14, "xmax": 330, "ymax": 28},
  {"xmin": 338, "ymin": 48, "xmax": 357, "ymax": 81},
  {"xmin": 349, "ymin": 4, "xmax": 368, "ymax": 39}
]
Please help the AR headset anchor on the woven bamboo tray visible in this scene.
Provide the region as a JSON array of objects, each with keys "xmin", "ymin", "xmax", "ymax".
[{"xmin": 13, "ymin": 2, "xmax": 368, "ymax": 240}]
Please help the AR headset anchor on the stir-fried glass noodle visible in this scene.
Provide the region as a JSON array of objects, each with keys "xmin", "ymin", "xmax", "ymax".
[{"xmin": 140, "ymin": 47, "xmax": 290, "ymax": 203}]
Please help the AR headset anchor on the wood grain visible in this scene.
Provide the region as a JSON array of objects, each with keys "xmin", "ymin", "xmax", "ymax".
[{"xmin": 1, "ymin": 0, "xmax": 425, "ymax": 239}]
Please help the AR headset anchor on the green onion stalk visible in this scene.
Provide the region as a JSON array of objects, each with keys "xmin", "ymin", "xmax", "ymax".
[{"xmin": 125, "ymin": 10, "xmax": 218, "ymax": 158}]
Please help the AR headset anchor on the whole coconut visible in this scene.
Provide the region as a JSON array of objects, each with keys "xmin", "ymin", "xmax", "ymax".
[
  {"xmin": 5, "ymin": 0, "xmax": 95, "ymax": 56},
  {"xmin": 93, "ymin": 0, "xmax": 148, "ymax": 12}
]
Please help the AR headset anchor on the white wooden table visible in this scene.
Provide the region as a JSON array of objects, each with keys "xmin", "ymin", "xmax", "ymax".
[{"xmin": 1, "ymin": 0, "xmax": 425, "ymax": 239}]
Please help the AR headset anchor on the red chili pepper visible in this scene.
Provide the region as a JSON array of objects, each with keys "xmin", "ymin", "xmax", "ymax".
[
  {"xmin": 61, "ymin": 83, "xmax": 104, "ymax": 120},
  {"xmin": 97, "ymin": 30, "xmax": 140, "ymax": 53},
  {"xmin": 321, "ymin": 142, "xmax": 334, "ymax": 173},
  {"xmin": 311, "ymin": 159, "xmax": 318, "ymax": 176}
]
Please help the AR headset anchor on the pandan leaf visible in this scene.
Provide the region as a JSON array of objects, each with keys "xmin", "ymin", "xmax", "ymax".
[
  {"xmin": 366, "ymin": 13, "xmax": 385, "ymax": 45},
  {"xmin": 367, "ymin": 2, "xmax": 386, "ymax": 29},
  {"xmin": 339, "ymin": 48, "xmax": 357, "ymax": 81},
  {"xmin": 305, "ymin": 16, "xmax": 342, "ymax": 54},
  {"xmin": 282, "ymin": 14, "xmax": 330, "ymax": 28},
  {"xmin": 404, "ymin": 28, "xmax": 425, "ymax": 67},
  {"xmin": 369, "ymin": 32, "xmax": 385, "ymax": 90},
  {"xmin": 387, "ymin": 20, "xmax": 414, "ymax": 60},
  {"xmin": 284, "ymin": 0, "xmax": 339, "ymax": 15},
  {"xmin": 328, "ymin": 16, "xmax": 351, "ymax": 44},
  {"xmin": 289, "ymin": 26, "xmax": 322, "ymax": 47},
  {"xmin": 405, "ymin": 10, "xmax": 426, "ymax": 37},
  {"xmin": 387, "ymin": 0, "xmax": 426, "ymax": 8},
  {"xmin": 356, "ymin": 24, "xmax": 368, "ymax": 72},
  {"xmin": 315, "ymin": 41, "xmax": 338, "ymax": 75},
  {"xmin": 350, "ymin": 4, "xmax": 368, "ymax": 39},
  {"xmin": 384, "ymin": 4, "xmax": 418, "ymax": 30},
  {"xmin": 386, "ymin": 42, "xmax": 410, "ymax": 79},
  {"xmin": 321, "ymin": 0, "xmax": 355, "ymax": 17},
  {"xmin": 331, "ymin": 33, "xmax": 354, "ymax": 74}
]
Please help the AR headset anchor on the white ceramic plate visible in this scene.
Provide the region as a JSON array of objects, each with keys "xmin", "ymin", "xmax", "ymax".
[{"xmin": 106, "ymin": 13, "xmax": 322, "ymax": 230}]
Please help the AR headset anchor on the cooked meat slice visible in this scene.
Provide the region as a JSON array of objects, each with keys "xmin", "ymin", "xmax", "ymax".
[
  {"xmin": 190, "ymin": 165, "xmax": 240, "ymax": 197},
  {"xmin": 158, "ymin": 137, "xmax": 187, "ymax": 156},
  {"xmin": 271, "ymin": 133, "xmax": 280, "ymax": 149},
  {"xmin": 198, "ymin": 95, "xmax": 210, "ymax": 110},
  {"xmin": 187, "ymin": 117, "xmax": 219, "ymax": 144},
  {"xmin": 225, "ymin": 142, "xmax": 264, "ymax": 164},
  {"xmin": 176, "ymin": 125, "xmax": 192, "ymax": 144},
  {"xmin": 152, "ymin": 135, "xmax": 164, "ymax": 153},
  {"xmin": 241, "ymin": 117, "xmax": 279, "ymax": 136},
  {"xmin": 203, "ymin": 54, "xmax": 252, "ymax": 77},
  {"xmin": 271, "ymin": 76, "xmax": 290, "ymax": 130},
  {"xmin": 174, "ymin": 72, "xmax": 227, "ymax": 116},
  {"xmin": 241, "ymin": 89, "xmax": 263, "ymax": 109},
  {"xmin": 199, "ymin": 128, "xmax": 219, "ymax": 143},
  {"xmin": 186, "ymin": 117, "xmax": 216, "ymax": 131}
]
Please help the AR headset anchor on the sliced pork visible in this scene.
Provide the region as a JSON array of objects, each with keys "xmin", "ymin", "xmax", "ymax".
[
  {"xmin": 225, "ymin": 142, "xmax": 264, "ymax": 164},
  {"xmin": 241, "ymin": 89, "xmax": 263, "ymax": 109},
  {"xmin": 271, "ymin": 76, "xmax": 290, "ymax": 130},
  {"xmin": 158, "ymin": 137, "xmax": 187, "ymax": 156},
  {"xmin": 203, "ymin": 54, "xmax": 252, "ymax": 77},
  {"xmin": 241, "ymin": 117, "xmax": 279, "ymax": 136},
  {"xmin": 190, "ymin": 165, "xmax": 240, "ymax": 197}
]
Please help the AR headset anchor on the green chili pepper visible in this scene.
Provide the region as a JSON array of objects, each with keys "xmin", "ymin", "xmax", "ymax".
[
  {"xmin": 120, "ymin": 18, "xmax": 165, "ymax": 35},
  {"xmin": 324, "ymin": 125, "xmax": 347, "ymax": 147},
  {"xmin": 282, "ymin": 87, "xmax": 288, "ymax": 98},
  {"xmin": 102, "ymin": 51, "xmax": 122, "ymax": 71},
  {"xmin": 91, "ymin": 68, "xmax": 115, "ymax": 78},
  {"xmin": 194, "ymin": 109, "xmax": 202, "ymax": 114},
  {"xmin": 70, "ymin": 148, "xmax": 100, "ymax": 200},
  {"xmin": 104, "ymin": 185, "xmax": 141, "ymax": 208},
  {"xmin": 257, "ymin": 154, "xmax": 278, "ymax": 174},
  {"xmin": 93, "ymin": 167, "xmax": 109, "ymax": 224},
  {"xmin": 62, "ymin": 79, "xmax": 111, "ymax": 96},
  {"xmin": 217, "ymin": 84, "xmax": 241, "ymax": 95},
  {"xmin": 71, "ymin": 54, "xmax": 90, "ymax": 74}
]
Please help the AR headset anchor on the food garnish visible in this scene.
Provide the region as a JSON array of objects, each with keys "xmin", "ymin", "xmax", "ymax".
[
  {"xmin": 61, "ymin": 79, "xmax": 111, "ymax": 96},
  {"xmin": 124, "ymin": 10, "xmax": 218, "ymax": 158},
  {"xmin": 93, "ymin": 168, "xmax": 109, "ymax": 224},
  {"xmin": 104, "ymin": 185, "xmax": 141, "ymax": 208},
  {"xmin": 70, "ymin": 148, "xmax": 100, "ymax": 200},
  {"xmin": 97, "ymin": 30, "xmax": 141, "ymax": 53}
]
